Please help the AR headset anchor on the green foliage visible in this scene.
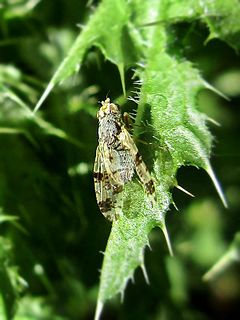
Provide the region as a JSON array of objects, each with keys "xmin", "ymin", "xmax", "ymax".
[
  {"xmin": 0, "ymin": 0, "xmax": 240, "ymax": 320},
  {"xmin": 0, "ymin": 209, "xmax": 27, "ymax": 319}
]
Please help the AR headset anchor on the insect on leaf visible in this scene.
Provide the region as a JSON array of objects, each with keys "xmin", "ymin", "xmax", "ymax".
[{"xmin": 94, "ymin": 98, "xmax": 155, "ymax": 221}]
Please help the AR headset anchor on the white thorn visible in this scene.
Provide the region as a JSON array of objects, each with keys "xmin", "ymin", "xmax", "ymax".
[
  {"xmin": 94, "ymin": 300, "xmax": 103, "ymax": 320},
  {"xmin": 120, "ymin": 289, "xmax": 125, "ymax": 303},
  {"xmin": 128, "ymin": 96, "xmax": 139, "ymax": 104},
  {"xmin": 147, "ymin": 241, "xmax": 152, "ymax": 251},
  {"xmin": 206, "ymin": 163, "xmax": 228, "ymax": 208},
  {"xmin": 176, "ymin": 185, "xmax": 195, "ymax": 197},
  {"xmin": 162, "ymin": 224, "xmax": 174, "ymax": 256},
  {"xmin": 131, "ymin": 273, "xmax": 135, "ymax": 284},
  {"xmin": 206, "ymin": 116, "xmax": 221, "ymax": 127},
  {"xmin": 172, "ymin": 201, "xmax": 179, "ymax": 211},
  {"xmin": 203, "ymin": 80, "xmax": 230, "ymax": 101},
  {"xmin": 141, "ymin": 263, "xmax": 150, "ymax": 285}
]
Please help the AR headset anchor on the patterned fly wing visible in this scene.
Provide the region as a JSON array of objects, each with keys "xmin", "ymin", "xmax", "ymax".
[
  {"xmin": 94, "ymin": 98, "xmax": 155, "ymax": 221},
  {"xmin": 94, "ymin": 145, "xmax": 123, "ymax": 221}
]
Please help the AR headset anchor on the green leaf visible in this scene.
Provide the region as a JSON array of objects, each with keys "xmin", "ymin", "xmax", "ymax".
[
  {"xmin": 0, "ymin": 66, "xmax": 82, "ymax": 147},
  {"xmin": 0, "ymin": 0, "xmax": 41, "ymax": 20},
  {"xmin": 0, "ymin": 0, "xmax": 239, "ymax": 319},
  {"xmin": 25, "ymin": 0, "xmax": 240, "ymax": 318},
  {"xmin": 95, "ymin": 182, "xmax": 172, "ymax": 320},
  {"xmin": 141, "ymin": 0, "xmax": 240, "ymax": 50},
  {"xmin": 35, "ymin": 0, "xmax": 240, "ymax": 111},
  {"xmin": 0, "ymin": 237, "xmax": 27, "ymax": 320},
  {"xmin": 14, "ymin": 296, "xmax": 66, "ymax": 320},
  {"xmin": 35, "ymin": 0, "xmax": 139, "ymax": 111},
  {"xmin": 137, "ymin": 30, "xmax": 227, "ymax": 207},
  {"xmin": 95, "ymin": 1, "xmax": 232, "ymax": 318},
  {"xmin": 0, "ymin": 238, "xmax": 16, "ymax": 320},
  {"xmin": 203, "ymin": 0, "xmax": 240, "ymax": 50}
]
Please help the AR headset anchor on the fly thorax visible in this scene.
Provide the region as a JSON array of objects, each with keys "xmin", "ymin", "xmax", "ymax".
[{"xmin": 98, "ymin": 115, "xmax": 121, "ymax": 145}]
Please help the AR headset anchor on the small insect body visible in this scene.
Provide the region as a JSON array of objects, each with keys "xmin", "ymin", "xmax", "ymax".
[{"xmin": 94, "ymin": 98, "xmax": 155, "ymax": 221}]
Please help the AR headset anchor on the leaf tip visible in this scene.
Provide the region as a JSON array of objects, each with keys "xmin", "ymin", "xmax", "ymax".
[
  {"xmin": 118, "ymin": 63, "xmax": 126, "ymax": 97},
  {"xmin": 34, "ymin": 82, "xmax": 54, "ymax": 113}
]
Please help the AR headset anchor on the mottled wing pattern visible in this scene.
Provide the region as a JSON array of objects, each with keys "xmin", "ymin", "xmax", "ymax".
[
  {"xmin": 94, "ymin": 98, "xmax": 156, "ymax": 221},
  {"xmin": 94, "ymin": 145, "xmax": 123, "ymax": 221},
  {"xmin": 103, "ymin": 143, "xmax": 135, "ymax": 185},
  {"xmin": 119, "ymin": 127, "xmax": 155, "ymax": 199}
]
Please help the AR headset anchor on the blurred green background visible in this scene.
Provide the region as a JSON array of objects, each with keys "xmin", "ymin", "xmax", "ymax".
[{"xmin": 0, "ymin": 1, "xmax": 240, "ymax": 319}]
